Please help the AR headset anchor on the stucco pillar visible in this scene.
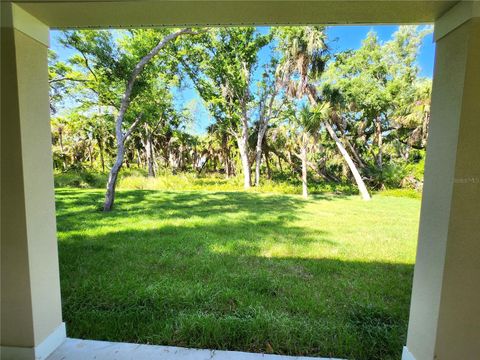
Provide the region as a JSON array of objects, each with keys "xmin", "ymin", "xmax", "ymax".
[
  {"xmin": 403, "ymin": 4, "xmax": 480, "ymax": 360},
  {"xmin": 1, "ymin": 3, "xmax": 65, "ymax": 360}
]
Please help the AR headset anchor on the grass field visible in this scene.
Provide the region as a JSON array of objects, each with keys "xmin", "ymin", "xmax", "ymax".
[{"xmin": 56, "ymin": 188, "xmax": 420, "ymax": 360}]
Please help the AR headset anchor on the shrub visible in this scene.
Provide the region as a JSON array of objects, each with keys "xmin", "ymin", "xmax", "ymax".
[
  {"xmin": 54, "ymin": 170, "xmax": 107, "ymax": 188},
  {"xmin": 377, "ymin": 188, "xmax": 421, "ymax": 199},
  {"xmin": 55, "ymin": 169, "xmax": 417, "ymax": 199}
]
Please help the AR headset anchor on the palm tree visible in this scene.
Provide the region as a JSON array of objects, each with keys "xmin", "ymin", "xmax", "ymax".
[
  {"xmin": 289, "ymin": 105, "xmax": 324, "ymax": 198},
  {"xmin": 276, "ymin": 26, "xmax": 371, "ymax": 200}
]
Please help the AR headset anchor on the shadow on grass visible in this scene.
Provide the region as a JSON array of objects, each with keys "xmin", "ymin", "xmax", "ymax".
[
  {"xmin": 56, "ymin": 189, "xmax": 413, "ymax": 360},
  {"xmin": 55, "ymin": 188, "xmax": 332, "ymax": 233}
]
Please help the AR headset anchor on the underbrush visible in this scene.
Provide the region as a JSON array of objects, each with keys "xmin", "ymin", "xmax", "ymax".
[
  {"xmin": 54, "ymin": 170, "xmax": 108, "ymax": 188},
  {"xmin": 375, "ymin": 188, "xmax": 422, "ymax": 199},
  {"xmin": 54, "ymin": 168, "xmax": 146, "ymax": 189},
  {"xmin": 117, "ymin": 170, "xmax": 357, "ymax": 195},
  {"xmin": 54, "ymin": 169, "xmax": 421, "ymax": 198}
]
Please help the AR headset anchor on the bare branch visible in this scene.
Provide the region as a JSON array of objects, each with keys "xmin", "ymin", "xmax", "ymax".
[
  {"xmin": 105, "ymin": 28, "xmax": 204, "ymax": 210},
  {"xmin": 116, "ymin": 28, "xmax": 203, "ymax": 141},
  {"xmin": 123, "ymin": 113, "xmax": 143, "ymax": 143},
  {"xmin": 77, "ymin": 48, "xmax": 98, "ymax": 81},
  {"xmin": 292, "ymin": 151, "xmax": 302, "ymax": 160},
  {"xmin": 49, "ymin": 77, "xmax": 89, "ymax": 84}
]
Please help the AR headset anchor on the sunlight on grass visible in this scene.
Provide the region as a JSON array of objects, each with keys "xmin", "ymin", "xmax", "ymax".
[
  {"xmin": 207, "ymin": 195, "xmax": 419, "ymax": 264},
  {"xmin": 56, "ymin": 189, "xmax": 420, "ymax": 360}
]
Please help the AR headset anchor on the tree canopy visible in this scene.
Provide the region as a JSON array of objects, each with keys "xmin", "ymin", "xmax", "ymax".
[{"xmin": 50, "ymin": 25, "xmax": 432, "ymax": 203}]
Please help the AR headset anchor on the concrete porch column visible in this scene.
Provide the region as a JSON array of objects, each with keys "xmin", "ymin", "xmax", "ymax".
[
  {"xmin": 403, "ymin": 2, "xmax": 480, "ymax": 360},
  {"xmin": 1, "ymin": 3, "xmax": 65, "ymax": 360}
]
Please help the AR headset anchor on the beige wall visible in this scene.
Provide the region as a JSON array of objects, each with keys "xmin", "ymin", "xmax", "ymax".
[
  {"xmin": 1, "ymin": 3, "xmax": 63, "ymax": 348},
  {"xmin": 406, "ymin": 17, "xmax": 480, "ymax": 360},
  {"xmin": 1, "ymin": 25, "xmax": 36, "ymax": 348},
  {"xmin": 434, "ymin": 18, "xmax": 480, "ymax": 360}
]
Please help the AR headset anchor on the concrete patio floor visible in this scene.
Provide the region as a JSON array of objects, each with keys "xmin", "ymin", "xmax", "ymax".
[{"xmin": 46, "ymin": 339, "xmax": 344, "ymax": 360}]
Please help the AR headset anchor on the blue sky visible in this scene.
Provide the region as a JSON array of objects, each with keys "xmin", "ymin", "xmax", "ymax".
[
  {"xmin": 51, "ymin": 25, "xmax": 435, "ymax": 134},
  {"xmin": 326, "ymin": 25, "xmax": 435, "ymax": 77}
]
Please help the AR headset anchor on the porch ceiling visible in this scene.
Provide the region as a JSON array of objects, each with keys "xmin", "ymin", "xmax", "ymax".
[{"xmin": 14, "ymin": 0, "xmax": 459, "ymax": 29}]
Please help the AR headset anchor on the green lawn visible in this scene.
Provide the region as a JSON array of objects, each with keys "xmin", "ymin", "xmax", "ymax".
[{"xmin": 56, "ymin": 189, "xmax": 420, "ymax": 360}]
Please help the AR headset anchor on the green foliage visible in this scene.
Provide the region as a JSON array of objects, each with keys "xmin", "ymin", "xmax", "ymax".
[
  {"xmin": 181, "ymin": 27, "xmax": 270, "ymax": 132},
  {"xmin": 321, "ymin": 26, "xmax": 431, "ymax": 189},
  {"xmin": 54, "ymin": 170, "xmax": 108, "ymax": 188},
  {"xmin": 274, "ymin": 26, "xmax": 328, "ymax": 90},
  {"xmin": 54, "ymin": 168, "xmax": 151, "ymax": 189},
  {"xmin": 376, "ymin": 188, "xmax": 422, "ymax": 199},
  {"xmin": 55, "ymin": 169, "xmax": 415, "ymax": 198},
  {"xmin": 50, "ymin": 26, "xmax": 431, "ymax": 199}
]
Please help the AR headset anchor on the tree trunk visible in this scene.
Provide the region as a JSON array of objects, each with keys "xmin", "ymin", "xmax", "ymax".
[
  {"xmin": 255, "ymin": 149, "xmax": 262, "ymax": 187},
  {"xmin": 307, "ymin": 89, "xmax": 371, "ymax": 200},
  {"xmin": 254, "ymin": 123, "xmax": 268, "ymax": 186},
  {"xmin": 104, "ymin": 142, "xmax": 124, "ymax": 211},
  {"xmin": 254, "ymin": 86, "xmax": 279, "ymax": 186},
  {"xmin": 343, "ymin": 136, "xmax": 365, "ymax": 168},
  {"xmin": 97, "ymin": 137, "xmax": 105, "ymax": 173},
  {"xmin": 88, "ymin": 140, "xmax": 94, "ymax": 168},
  {"xmin": 58, "ymin": 127, "xmax": 67, "ymax": 170},
  {"xmin": 324, "ymin": 121, "xmax": 371, "ymax": 200},
  {"xmin": 265, "ymin": 150, "xmax": 272, "ymax": 180},
  {"xmin": 376, "ymin": 118, "xmax": 383, "ymax": 170},
  {"xmin": 144, "ymin": 132, "xmax": 155, "ymax": 177},
  {"xmin": 58, "ymin": 127, "xmax": 64, "ymax": 154},
  {"xmin": 277, "ymin": 153, "xmax": 283, "ymax": 172},
  {"xmin": 103, "ymin": 28, "xmax": 198, "ymax": 211},
  {"xmin": 237, "ymin": 110, "xmax": 251, "ymax": 189},
  {"xmin": 254, "ymin": 147, "xmax": 262, "ymax": 186},
  {"xmin": 301, "ymin": 145, "xmax": 308, "ymax": 199},
  {"xmin": 307, "ymin": 160, "xmax": 328, "ymax": 181},
  {"xmin": 224, "ymin": 156, "xmax": 230, "ymax": 178},
  {"xmin": 287, "ymin": 151, "xmax": 294, "ymax": 173},
  {"xmin": 422, "ymin": 111, "xmax": 430, "ymax": 147},
  {"xmin": 237, "ymin": 136, "xmax": 251, "ymax": 189},
  {"xmin": 221, "ymin": 135, "xmax": 230, "ymax": 178}
]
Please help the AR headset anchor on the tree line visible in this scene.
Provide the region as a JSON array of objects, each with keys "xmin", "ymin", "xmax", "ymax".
[{"xmin": 49, "ymin": 26, "xmax": 431, "ymax": 210}]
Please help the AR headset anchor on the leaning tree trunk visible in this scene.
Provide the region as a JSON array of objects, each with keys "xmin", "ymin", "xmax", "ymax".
[
  {"xmin": 104, "ymin": 141, "xmax": 125, "ymax": 211},
  {"xmin": 104, "ymin": 111, "xmax": 142, "ymax": 211},
  {"xmin": 103, "ymin": 28, "xmax": 199, "ymax": 211},
  {"xmin": 343, "ymin": 135, "xmax": 365, "ymax": 168},
  {"xmin": 324, "ymin": 121, "xmax": 371, "ymax": 200},
  {"xmin": 307, "ymin": 89, "xmax": 371, "ymax": 201}
]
